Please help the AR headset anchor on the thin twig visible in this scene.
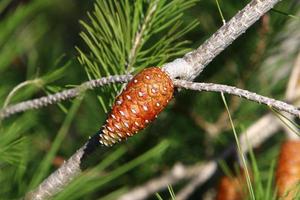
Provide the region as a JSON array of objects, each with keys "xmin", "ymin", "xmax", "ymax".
[
  {"xmin": 3, "ymin": 78, "xmax": 299, "ymax": 122},
  {"xmin": 174, "ymin": 80, "xmax": 300, "ymax": 119},
  {"xmin": 0, "ymin": 75, "xmax": 133, "ymax": 120}
]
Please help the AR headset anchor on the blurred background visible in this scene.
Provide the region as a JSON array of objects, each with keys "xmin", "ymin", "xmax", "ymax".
[{"xmin": 0, "ymin": 0, "xmax": 299, "ymax": 199}]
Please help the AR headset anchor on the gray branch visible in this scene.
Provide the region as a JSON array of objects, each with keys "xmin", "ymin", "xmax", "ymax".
[
  {"xmin": 174, "ymin": 80, "xmax": 300, "ymax": 119},
  {"xmin": 184, "ymin": 0, "xmax": 281, "ymax": 80},
  {"xmin": 0, "ymin": 75, "xmax": 132, "ymax": 120},
  {"xmin": 163, "ymin": 0, "xmax": 281, "ymax": 80},
  {"xmin": 24, "ymin": 145, "xmax": 87, "ymax": 200},
  {"xmin": 4, "ymin": 77, "xmax": 299, "ymax": 123}
]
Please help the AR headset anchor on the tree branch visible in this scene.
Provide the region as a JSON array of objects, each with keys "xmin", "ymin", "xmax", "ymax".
[
  {"xmin": 3, "ymin": 77, "xmax": 299, "ymax": 122},
  {"xmin": 173, "ymin": 80, "xmax": 300, "ymax": 119},
  {"xmin": 163, "ymin": 0, "xmax": 281, "ymax": 80},
  {"xmin": 23, "ymin": 0, "xmax": 282, "ymax": 199},
  {"xmin": 24, "ymin": 145, "xmax": 87, "ymax": 200},
  {"xmin": 0, "ymin": 75, "xmax": 132, "ymax": 120}
]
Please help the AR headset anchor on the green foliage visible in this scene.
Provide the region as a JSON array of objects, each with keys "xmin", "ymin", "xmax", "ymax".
[{"xmin": 77, "ymin": 0, "xmax": 198, "ymax": 112}]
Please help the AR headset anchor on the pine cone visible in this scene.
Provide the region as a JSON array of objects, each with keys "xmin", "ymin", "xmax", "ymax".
[
  {"xmin": 276, "ymin": 140, "xmax": 300, "ymax": 200},
  {"xmin": 99, "ymin": 67, "xmax": 174, "ymax": 146},
  {"xmin": 215, "ymin": 168, "xmax": 250, "ymax": 200},
  {"xmin": 215, "ymin": 176, "xmax": 243, "ymax": 200}
]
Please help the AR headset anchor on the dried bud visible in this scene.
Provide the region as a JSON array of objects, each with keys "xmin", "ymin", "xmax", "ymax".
[
  {"xmin": 99, "ymin": 67, "xmax": 174, "ymax": 146},
  {"xmin": 276, "ymin": 140, "xmax": 300, "ymax": 200}
]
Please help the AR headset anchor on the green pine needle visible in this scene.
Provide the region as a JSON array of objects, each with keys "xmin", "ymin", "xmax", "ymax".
[{"xmin": 77, "ymin": 0, "xmax": 199, "ymax": 112}]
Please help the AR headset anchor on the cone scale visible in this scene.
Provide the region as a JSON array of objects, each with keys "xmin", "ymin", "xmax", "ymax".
[{"xmin": 99, "ymin": 67, "xmax": 174, "ymax": 146}]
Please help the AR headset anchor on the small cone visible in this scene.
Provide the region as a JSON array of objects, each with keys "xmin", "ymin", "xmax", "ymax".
[
  {"xmin": 99, "ymin": 67, "xmax": 174, "ymax": 146},
  {"xmin": 215, "ymin": 168, "xmax": 250, "ymax": 200},
  {"xmin": 276, "ymin": 140, "xmax": 300, "ymax": 200},
  {"xmin": 215, "ymin": 176, "xmax": 245, "ymax": 200}
]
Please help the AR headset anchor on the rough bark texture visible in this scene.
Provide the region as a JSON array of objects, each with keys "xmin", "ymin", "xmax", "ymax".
[
  {"xmin": 174, "ymin": 80, "xmax": 300, "ymax": 119},
  {"xmin": 25, "ymin": 145, "xmax": 87, "ymax": 200},
  {"xmin": 163, "ymin": 0, "xmax": 281, "ymax": 80},
  {"xmin": 0, "ymin": 75, "xmax": 133, "ymax": 120}
]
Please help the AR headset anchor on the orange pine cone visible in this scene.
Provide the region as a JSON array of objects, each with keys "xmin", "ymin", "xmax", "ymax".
[
  {"xmin": 276, "ymin": 140, "xmax": 300, "ymax": 200},
  {"xmin": 99, "ymin": 67, "xmax": 174, "ymax": 146},
  {"xmin": 215, "ymin": 176, "xmax": 245, "ymax": 200}
]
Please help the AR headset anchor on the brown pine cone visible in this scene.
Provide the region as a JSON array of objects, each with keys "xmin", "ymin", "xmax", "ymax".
[
  {"xmin": 215, "ymin": 168, "xmax": 251, "ymax": 200},
  {"xmin": 215, "ymin": 176, "xmax": 244, "ymax": 200},
  {"xmin": 276, "ymin": 140, "xmax": 300, "ymax": 200},
  {"xmin": 99, "ymin": 67, "xmax": 174, "ymax": 146}
]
